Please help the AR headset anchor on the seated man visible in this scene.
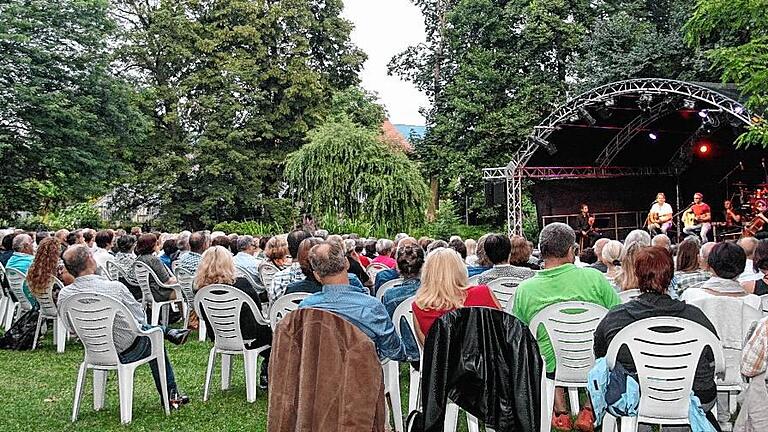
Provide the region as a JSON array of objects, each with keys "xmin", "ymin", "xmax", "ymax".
[
  {"xmin": 233, "ymin": 235, "xmax": 262, "ymax": 282},
  {"xmin": 58, "ymin": 245, "xmax": 191, "ymax": 408},
  {"xmin": 176, "ymin": 231, "xmax": 208, "ymax": 274},
  {"xmin": 381, "ymin": 244, "xmax": 424, "ymax": 361},
  {"xmin": 92, "ymin": 230, "xmax": 115, "ymax": 269},
  {"xmin": 299, "ymin": 241, "xmax": 406, "ymax": 361},
  {"xmin": 513, "ymin": 223, "xmax": 620, "ymax": 432},
  {"xmin": 477, "ymin": 233, "xmax": 535, "ymax": 285},
  {"xmin": 6, "ymin": 233, "xmax": 37, "ymax": 307}
]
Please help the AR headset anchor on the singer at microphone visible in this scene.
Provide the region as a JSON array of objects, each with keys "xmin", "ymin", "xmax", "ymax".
[{"xmin": 647, "ymin": 192, "xmax": 674, "ymax": 236}]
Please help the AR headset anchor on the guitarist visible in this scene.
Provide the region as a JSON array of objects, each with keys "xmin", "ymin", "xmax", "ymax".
[
  {"xmin": 683, "ymin": 192, "xmax": 712, "ymax": 242},
  {"xmin": 647, "ymin": 192, "xmax": 673, "ymax": 236}
]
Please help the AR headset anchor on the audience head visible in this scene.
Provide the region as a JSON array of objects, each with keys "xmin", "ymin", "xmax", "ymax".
[
  {"xmin": 309, "ymin": 241, "xmax": 349, "ymax": 283},
  {"xmin": 396, "ymin": 244, "xmax": 425, "ymax": 279},
  {"xmin": 675, "ymin": 239, "xmax": 700, "ymax": 272},
  {"xmin": 418, "ymin": 236, "xmax": 432, "ymax": 251},
  {"xmin": 195, "ymin": 246, "xmax": 236, "ymax": 288},
  {"xmin": 258, "ymin": 235, "xmax": 271, "ymax": 252},
  {"xmin": 376, "ymin": 238, "xmax": 394, "ymax": 257},
  {"xmin": 66, "ymin": 231, "xmax": 81, "ymax": 246},
  {"xmin": 364, "ymin": 239, "xmax": 377, "ymax": 257},
  {"xmin": 54, "ymin": 229, "xmax": 69, "ymax": 245},
  {"xmin": 343, "ymin": 239, "xmax": 356, "ymax": 255},
  {"xmin": 416, "ymin": 248, "xmax": 469, "ymax": 311},
  {"xmin": 176, "ymin": 230, "xmax": 191, "ymax": 252},
  {"xmin": 579, "ymin": 247, "xmax": 598, "ymax": 264},
  {"xmin": 2, "ymin": 232, "xmax": 16, "ymax": 252},
  {"xmin": 130, "ymin": 226, "xmax": 142, "ymax": 237},
  {"xmin": 116, "ymin": 234, "xmax": 137, "ymax": 254},
  {"xmin": 162, "ymin": 239, "xmax": 178, "ymax": 258},
  {"xmin": 27, "ymin": 237, "xmax": 62, "ymax": 296},
  {"xmin": 35, "ymin": 231, "xmax": 49, "ymax": 245},
  {"xmin": 426, "ymin": 240, "xmax": 448, "ymax": 255},
  {"xmin": 483, "ymin": 234, "xmax": 512, "ymax": 265},
  {"xmin": 236, "ymin": 235, "xmax": 256, "ymax": 254},
  {"xmin": 651, "ymin": 234, "xmax": 670, "ymax": 251},
  {"xmin": 354, "ymin": 239, "xmax": 365, "ymax": 254},
  {"xmin": 189, "ymin": 231, "xmax": 209, "ymax": 254},
  {"xmin": 265, "ymin": 236, "xmax": 289, "ymax": 262},
  {"xmin": 593, "ymin": 238, "xmax": 609, "ymax": 260},
  {"xmin": 708, "ymin": 242, "xmax": 746, "ymax": 280},
  {"xmin": 700, "ymin": 242, "xmax": 717, "ymax": 271},
  {"xmin": 508, "ymin": 235, "xmax": 532, "ymax": 265},
  {"xmin": 95, "ymin": 230, "xmax": 114, "ymax": 250},
  {"xmin": 82, "ymin": 229, "xmax": 95, "ymax": 246},
  {"xmin": 395, "ymin": 232, "xmax": 410, "ymax": 245},
  {"xmin": 465, "ymin": 238, "xmax": 477, "ymax": 257},
  {"xmin": 62, "ymin": 245, "xmax": 95, "ymax": 278},
  {"xmin": 314, "ymin": 229, "xmax": 329, "ymax": 240},
  {"xmin": 287, "ymin": 230, "xmax": 311, "ymax": 258},
  {"xmin": 538, "ymin": 223, "xmax": 575, "ymax": 262},
  {"xmin": 448, "ymin": 238, "xmax": 467, "ymax": 259},
  {"xmin": 738, "ymin": 236, "xmax": 759, "ymax": 259},
  {"xmin": 635, "ymin": 246, "xmax": 674, "ymax": 294},
  {"xmin": 12, "ymin": 233, "xmax": 33, "ymax": 254},
  {"xmin": 753, "ymin": 240, "xmax": 768, "ymax": 272},
  {"xmin": 474, "ymin": 234, "xmax": 493, "ymax": 266},
  {"xmin": 297, "ymin": 237, "xmax": 324, "ymax": 279},
  {"xmin": 602, "ymin": 240, "xmax": 623, "ymax": 267},
  {"xmin": 624, "ymin": 230, "xmax": 651, "ymax": 249},
  {"xmin": 135, "ymin": 233, "xmax": 159, "ymax": 255},
  {"xmin": 210, "ymin": 235, "xmax": 230, "ymax": 250}
]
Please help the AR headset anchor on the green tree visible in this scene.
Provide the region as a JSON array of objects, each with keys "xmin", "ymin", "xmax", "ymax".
[
  {"xmin": 0, "ymin": 0, "xmax": 146, "ymax": 219},
  {"xmin": 110, "ymin": 0, "xmax": 365, "ymax": 229},
  {"xmin": 685, "ymin": 0, "xmax": 768, "ymax": 148},
  {"xmin": 284, "ymin": 117, "xmax": 428, "ymax": 233}
]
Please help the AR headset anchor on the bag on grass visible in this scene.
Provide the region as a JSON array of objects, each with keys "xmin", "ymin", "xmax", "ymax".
[{"xmin": 0, "ymin": 309, "xmax": 40, "ymax": 350}]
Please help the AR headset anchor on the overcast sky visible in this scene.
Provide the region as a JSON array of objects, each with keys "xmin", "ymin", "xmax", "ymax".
[{"xmin": 342, "ymin": 0, "xmax": 429, "ymax": 125}]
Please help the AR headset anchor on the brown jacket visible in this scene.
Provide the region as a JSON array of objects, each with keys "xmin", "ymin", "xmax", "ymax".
[{"xmin": 268, "ymin": 308, "xmax": 386, "ymax": 432}]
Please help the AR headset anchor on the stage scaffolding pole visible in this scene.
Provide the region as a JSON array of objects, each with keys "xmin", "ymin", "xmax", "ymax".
[{"xmin": 676, "ymin": 176, "xmax": 682, "ymax": 244}]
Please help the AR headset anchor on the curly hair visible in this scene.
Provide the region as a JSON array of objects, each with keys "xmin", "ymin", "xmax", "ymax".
[
  {"xmin": 27, "ymin": 237, "xmax": 61, "ymax": 297},
  {"xmin": 194, "ymin": 246, "xmax": 236, "ymax": 290}
]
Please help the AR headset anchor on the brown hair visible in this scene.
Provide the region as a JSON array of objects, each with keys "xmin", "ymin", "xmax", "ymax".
[
  {"xmin": 265, "ymin": 236, "xmax": 289, "ymax": 264},
  {"xmin": 509, "ymin": 235, "xmax": 532, "ymax": 265},
  {"xmin": 297, "ymin": 237, "xmax": 323, "ymax": 278},
  {"xmin": 635, "ymin": 246, "xmax": 674, "ymax": 294},
  {"xmin": 27, "ymin": 237, "xmax": 61, "ymax": 296},
  {"xmin": 675, "ymin": 239, "xmax": 700, "ymax": 272},
  {"xmin": 135, "ymin": 233, "xmax": 158, "ymax": 256}
]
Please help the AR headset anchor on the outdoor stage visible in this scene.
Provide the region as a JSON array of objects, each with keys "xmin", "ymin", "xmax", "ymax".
[{"xmin": 484, "ymin": 79, "xmax": 767, "ymax": 241}]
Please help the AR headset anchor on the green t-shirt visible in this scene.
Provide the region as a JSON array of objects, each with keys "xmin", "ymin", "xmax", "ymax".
[{"xmin": 513, "ymin": 263, "xmax": 620, "ymax": 373}]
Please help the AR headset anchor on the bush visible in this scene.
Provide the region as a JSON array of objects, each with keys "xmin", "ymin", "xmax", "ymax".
[
  {"xmin": 13, "ymin": 215, "xmax": 50, "ymax": 231},
  {"xmin": 51, "ymin": 203, "xmax": 103, "ymax": 230},
  {"xmin": 212, "ymin": 220, "xmax": 284, "ymax": 236}
]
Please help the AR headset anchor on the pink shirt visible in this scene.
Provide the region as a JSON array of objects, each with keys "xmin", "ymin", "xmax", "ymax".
[{"xmin": 372, "ymin": 255, "xmax": 396, "ymax": 269}]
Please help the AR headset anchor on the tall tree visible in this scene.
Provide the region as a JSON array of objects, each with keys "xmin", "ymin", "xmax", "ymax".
[
  {"xmin": 0, "ymin": 0, "xmax": 145, "ymax": 219},
  {"xmin": 110, "ymin": 0, "xmax": 365, "ymax": 229}
]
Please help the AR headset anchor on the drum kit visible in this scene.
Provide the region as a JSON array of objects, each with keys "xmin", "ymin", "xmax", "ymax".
[{"xmin": 733, "ymin": 182, "xmax": 768, "ymax": 216}]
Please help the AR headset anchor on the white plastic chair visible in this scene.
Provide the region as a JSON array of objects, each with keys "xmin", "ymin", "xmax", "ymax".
[
  {"xmin": 59, "ymin": 292, "xmax": 170, "ymax": 424},
  {"xmin": 133, "ymin": 261, "xmax": 183, "ymax": 326},
  {"xmin": 173, "ymin": 266, "xmax": 207, "ymax": 341},
  {"xmin": 485, "ymin": 277, "xmax": 524, "ymax": 311},
  {"xmin": 6, "ymin": 267, "xmax": 32, "ymax": 326},
  {"xmin": 529, "ymin": 301, "xmax": 608, "ymax": 416},
  {"xmin": 760, "ymin": 294, "xmax": 768, "ymax": 316},
  {"xmin": 619, "ymin": 289, "xmax": 641, "ymax": 304},
  {"xmin": 0, "ymin": 262, "xmax": 8, "ymax": 329},
  {"xmin": 604, "ymin": 316, "xmax": 725, "ymax": 432},
  {"xmin": 33, "ymin": 277, "xmax": 68, "ymax": 352},
  {"xmin": 258, "ymin": 262, "xmax": 279, "ymax": 298},
  {"xmin": 467, "ymin": 274, "xmax": 482, "ymax": 286},
  {"xmin": 194, "ymin": 284, "xmax": 271, "ymax": 403},
  {"xmin": 367, "ymin": 262, "xmax": 390, "ymax": 283},
  {"xmin": 106, "ymin": 260, "xmax": 134, "ymax": 284},
  {"xmin": 376, "ymin": 277, "xmax": 404, "ymax": 302},
  {"xmin": 392, "ymin": 296, "xmax": 420, "ymax": 413},
  {"xmin": 97, "ymin": 264, "xmax": 111, "ymax": 280},
  {"xmin": 269, "ymin": 292, "xmax": 309, "ymax": 331}
]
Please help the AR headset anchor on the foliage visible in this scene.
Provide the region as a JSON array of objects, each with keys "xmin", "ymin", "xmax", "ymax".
[
  {"xmin": 51, "ymin": 203, "xmax": 104, "ymax": 229},
  {"xmin": 285, "ymin": 117, "xmax": 429, "ymax": 234},
  {"xmin": 317, "ymin": 214, "xmax": 377, "ymax": 238},
  {"xmin": 328, "ymin": 87, "xmax": 387, "ymax": 131},
  {"xmin": 212, "ymin": 220, "xmax": 283, "ymax": 237},
  {"xmin": 685, "ymin": 0, "xmax": 768, "ymax": 148},
  {"xmin": 109, "ymin": 0, "xmax": 365, "ymax": 229},
  {"xmin": 0, "ymin": 0, "xmax": 146, "ymax": 219}
]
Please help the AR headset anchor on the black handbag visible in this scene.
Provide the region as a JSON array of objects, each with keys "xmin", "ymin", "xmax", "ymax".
[{"xmin": 0, "ymin": 309, "xmax": 40, "ymax": 350}]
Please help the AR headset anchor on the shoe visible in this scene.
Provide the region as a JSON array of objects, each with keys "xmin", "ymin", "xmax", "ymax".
[
  {"xmin": 552, "ymin": 412, "xmax": 573, "ymax": 431},
  {"xmin": 165, "ymin": 329, "xmax": 190, "ymax": 346},
  {"xmin": 169, "ymin": 392, "xmax": 191, "ymax": 410},
  {"xmin": 259, "ymin": 374, "xmax": 268, "ymax": 390},
  {"xmin": 575, "ymin": 406, "xmax": 595, "ymax": 432}
]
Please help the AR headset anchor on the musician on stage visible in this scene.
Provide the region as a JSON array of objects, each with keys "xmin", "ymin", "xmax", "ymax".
[
  {"xmin": 647, "ymin": 192, "xmax": 673, "ymax": 236},
  {"xmin": 573, "ymin": 203, "xmax": 602, "ymax": 247},
  {"xmin": 683, "ymin": 192, "xmax": 712, "ymax": 242},
  {"xmin": 723, "ymin": 200, "xmax": 742, "ymax": 227},
  {"xmin": 751, "ymin": 200, "xmax": 768, "ymax": 239}
]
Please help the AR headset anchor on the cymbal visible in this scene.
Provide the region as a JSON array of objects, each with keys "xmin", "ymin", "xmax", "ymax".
[{"xmin": 732, "ymin": 182, "xmax": 748, "ymax": 187}]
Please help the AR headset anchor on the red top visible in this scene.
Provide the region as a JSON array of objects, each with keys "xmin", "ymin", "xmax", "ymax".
[
  {"xmin": 412, "ymin": 285, "xmax": 499, "ymax": 336},
  {"xmin": 359, "ymin": 255, "xmax": 370, "ymax": 268},
  {"xmin": 372, "ymin": 255, "xmax": 397, "ymax": 269},
  {"xmin": 692, "ymin": 203, "xmax": 711, "ymax": 217}
]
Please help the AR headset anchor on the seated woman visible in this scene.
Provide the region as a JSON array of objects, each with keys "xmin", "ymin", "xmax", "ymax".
[
  {"xmin": 674, "ymin": 239, "xmax": 711, "ymax": 296},
  {"xmin": 593, "ymin": 246, "xmax": 719, "ymax": 425},
  {"xmin": 135, "ymin": 233, "xmax": 177, "ymax": 302},
  {"xmin": 27, "ymin": 237, "xmax": 74, "ymax": 305},
  {"xmin": 284, "ymin": 237, "xmax": 324, "ymax": 295},
  {"xmin": 742, "ymin": 239, "xmax": 768, "ymax": 295},
  {"xmin": 412, "ymin": 247, "xmax": 501, "ymax": 344},
  {"xmin": 113, "ymin": 234, "xmax": 142, "ymax": 300},
  {"xmin": 681, "ymin": 242, "xmax": 760, "ymax": 310},
  {"xmin": 601, "ymin": 240, "xmax": 623, "ymax": 289},
  {"xmin": 195, "ymin": 246, "xmax": 272, "ymax": 388},
  {"xmin": 264, "ymin": 236, "xmax": 289, "ymax": 270}
]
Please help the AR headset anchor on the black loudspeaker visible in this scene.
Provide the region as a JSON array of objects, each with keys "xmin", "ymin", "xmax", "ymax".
[{"xmin": 485, "ymin": 182, "xmax": 506, "ymax": 206}]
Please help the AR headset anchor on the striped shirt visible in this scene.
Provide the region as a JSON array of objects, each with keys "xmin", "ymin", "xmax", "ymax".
[{"xmin": 742, "ymin": 317, "xmax": 768, "ymax": 378}]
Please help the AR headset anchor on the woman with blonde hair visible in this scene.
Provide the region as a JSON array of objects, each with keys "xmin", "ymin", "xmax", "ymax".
[
  {"xmin": 195, "ymin": 246, "xmax": 272, "ymax": 388},
  {"xmin": 264, "ymin": 236, "xmax": 289, "ymax": 270},
  {"xmin": 27, "ymin": 237, "xmax": 73, "ymax": 305},
  {"xmin": 412, "ymin": 248, "xmax": 501, "ymax": 344}
]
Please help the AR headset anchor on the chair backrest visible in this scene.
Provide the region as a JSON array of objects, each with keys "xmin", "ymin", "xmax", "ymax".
[
  {"xmin": 467, "ymin": 274, "xmax": 482, "ymax": 286},
  {"xmin": 605, "ymin": 316, "xmax": 725, "ymax": 423},
  {"xmin": 258, "ymin": 262, "xmax": 279, "ymax": 292},
  {"xmin": 173, "ymin": 267, "xmax": 196, "ymax": 309},
  {"xmin": 235, "ymin": 266, "xmax": 265, "ymax": 293},
  {"xmin": 0, "ymin": 262, "xmax": 6, "ymax": 296},
  {"xmin": 376, "ymin": 277, "xmax": 404, "ymax": 302},
  {"xmin": 269, "ymin": 292, "xmax": 309, "ymax": 331},
  {"xmin": 760, "ymin": 294, "xmax": 768, "ymax": 316},
  {"xmin": 59, "ymin": 293, "xmax": 137, "ymax": 366},
  {"xmin": 392, "ymin": 295, "xmax": 421, "ymax": 358},
  {"xmin": 194, "ymin": 284, "xmax": 267, "ymax": 351},
  {"xmin": 529, "ymin": 301, "xmax": 608, "ymax": 385},
  {"xmin": 106, "ymin": 260, "xmax": 129, "ymax": 284},
  {"xmin": 96, "ymin": 264, "xmax": 111, "ymax": 280},
  {"xmin": 6, "ymin": 268, "xmax": 32, "ymax": 311},
  {"xmin": 37, "ymin": 277, "xmax": 63, "ymax": 319},
  {"xmin": 619, "ymin": 289, "xmax": 640, "ymax": 304},
  {"xmin": 485, "ymin": 277, "xmax": 524, "ymax": 310},
  {"xmin": 366, "ymin": 262, "xmax": 389, "ymax": 282}
]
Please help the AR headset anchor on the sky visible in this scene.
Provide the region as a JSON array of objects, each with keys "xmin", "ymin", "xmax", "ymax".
[{"xmin": 342, "ymin": 0, "xmax": 429, "ymax": 125}]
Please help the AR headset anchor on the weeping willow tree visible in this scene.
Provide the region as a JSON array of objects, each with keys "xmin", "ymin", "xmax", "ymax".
[{"xmin": 285, "ymin": 117, "xmax": 429, "ymax": 233}]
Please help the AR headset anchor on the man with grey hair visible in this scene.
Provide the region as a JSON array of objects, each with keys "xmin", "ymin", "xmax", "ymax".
[
  {"xmin": 58, "ymin": 245, "xmax": 191, "ymax": 408},
  {"xmin": 651, "ymin": 234, "xmax": 671, "ymax": 251},
  {"xmin": 176, "ymin": 231, "xmax": 208, "ymax": 274},
  {"xmin": 513, "ymin": 223, "xmax": 620, "ymax": 428},
  {"xmin": 6, "ymin": 233, "xmax": 36, "ymax": 306},
  {"xmin": 700, "ymin": 241, "xmax": 717, "ymax": 273},
  {"xmin": 590, "ymin": 238, "xmax": 610, "ymax": 273},
  {"xmin": 298, "ymin": 242, "xmax": 406, "ymax": 361},
  {"xmin": 738, "ymin": 236, "xmax": 760, "ymax": 282},
  {"xmin": 372, "ymin": 238, "xmax": 396, "ymax": 269},
  {"xmin": 176, "ymin": 230, "xmax": 192, "ymax": 260},
  {"xmin": 313, "ymin": 229, "xmax": 329, "ymax": 240},
  {"xmin": 624, "ymin": 229, "xmax": 651, "ymax": 249},
  {"xmin": 233, "ymin": 235, "xmax": 262, "ymax": 281}
]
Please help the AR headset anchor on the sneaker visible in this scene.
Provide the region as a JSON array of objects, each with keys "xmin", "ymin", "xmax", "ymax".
[
  {"xmin": 552, "ymin": 412, "xmax": 573, "ymax": 431},
  {"xmin": 574, "ymin": 406, "xmax": 595, "ymax": 432},
  {"xmin": 169, "ymin": 392, "xmax": 190, "ymax": 410}
]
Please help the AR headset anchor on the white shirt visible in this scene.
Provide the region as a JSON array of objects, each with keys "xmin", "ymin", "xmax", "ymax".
[
  {"xmin": 650, "ymin": 202, "xmax": 673, "ymax": 216},
  {"xmin": 92, "ymin": 247, "xmax": 115, "ymax": 268},
  {"xmin": 739, "ymin": 259, "xmax": 761, "ymax": 283}
]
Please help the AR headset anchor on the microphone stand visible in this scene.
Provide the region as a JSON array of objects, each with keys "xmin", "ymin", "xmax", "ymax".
[{"xmin": 719, "ymin": 162, "xmax": 742, "ymax": 199}]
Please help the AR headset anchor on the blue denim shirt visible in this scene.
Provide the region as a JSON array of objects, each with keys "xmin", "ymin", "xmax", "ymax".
[
  {"xmin": 381, "ymin": 278, "xmax": 421, "ymax": 361},
  {"xmin": 299, "ymin": 283, "xmax": 406, "ymax": 361},
  {"xmin": 374, "ymin": 268, "xmax": 400, "ymax": 296}
]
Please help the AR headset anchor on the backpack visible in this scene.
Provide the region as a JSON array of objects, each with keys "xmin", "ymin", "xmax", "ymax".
[{"xmin": 0, "ymin": 309, "xmax": 41, "ymax": 350}]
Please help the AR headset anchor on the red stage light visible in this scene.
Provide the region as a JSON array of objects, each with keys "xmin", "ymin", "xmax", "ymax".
[{"xmin": 698, "ymin": 144, "xmax": 709, "ymax": 154}]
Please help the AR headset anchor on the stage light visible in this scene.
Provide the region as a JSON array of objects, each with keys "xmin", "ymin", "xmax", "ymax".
[
  {"xmin": 604, "ymin": 97, "xmax": 616, "ymax": 107},
  {"xmin": 683, "ymin": 99, "xmax": 696, "ymax": 109},
  {"xmin": 533, "ymin": 135, "xmax": 557, "ymax": 155},
  {"xmin": 638, "ymin": 94, "xmax": 653, "ymax": 111},
  {"xmin": 578, "ymin": 107, "xmax": 596, "ymax": 125},
  {"xmin": 569, "ymin": 113, "xmax": 579, "ymax": 122},
  {"xmin": 648, "ymin": 132, "xmax": 658, "ymax": 140},
  {"xmin": 698, "ymin": 144, "xmax": 709, "ymax": 154},
  {"xmin": 698, "ymin": 110, "xmax": 708, "ymax": 118},
  {"xmin": 734, "ymin": 106, "xmax": 744, "ymax": 114}
]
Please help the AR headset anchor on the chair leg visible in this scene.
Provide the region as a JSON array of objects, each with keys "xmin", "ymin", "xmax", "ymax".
[
  {"xmin": 387, "ymin": 362, "xmax": 403, "ymax": 432},
  {"xmin": 0, "ymin": 297, "xmax": 6, "ymax": 327},
  {"xmin": 221, "ymin": 354, "xmax": 232, "ymax": 391},
  {"xmin": 602, "ymin": 413, "xmax": 617, "ymax": 432},
  {"xmin": 203, "ymin": 348, "xmax": 217, "ymax": 402},
  {"xmin": 55, "ymin": 318, "xmax": 66, "ymax": 353},
  {"xmin": 408, "ymin": 366, "xmax": 420, "ymax": 413},
  {"xmin": 93, "ymin": 369, "xmax": 108, "ymax": 410},
  {"xmin": 244, "ymin": 350, "xmax": 259, "ymax": 403},
  {"xmin": 568, "ymin": 387, "xmax": 580, "ymax": 415},
  {"xmin": 155, "ymin": 351, "xmax": 170, "ymax": 415},
  {"xmin": 467, "ymin": 413, "xmax": 480, "ymax": 432},
  {"xmin": 32, "ymin": 313, "xmax": 44, "ymax": 350},
  {"xmin": 117, "ymin": 366, "xmax": 135, "ymax": 424},
  {"xmin": 4, "ymin": 302, "xmax": 16, "ymax": 329},
  {"xmin": 620, "ymin": 416, "xmax": 638, "ymax": 432},
  {"xmin": 729, "ymin": 391, "xmax": 737, "ymax": 414},
  {"xmin": 445, "ymin": 402, "xmax": 459, "ymax": 432},
  {"xmin": 198, "ymin": 320, "xmax": 207, "ymax": 342},
  {"xmin": 71, "ymin": 363, "xmax": 87, "ymax": 422},
  {"xmin": 151, "ymin": 303, "xmax": 161, "ymax": 326}
]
